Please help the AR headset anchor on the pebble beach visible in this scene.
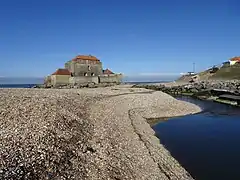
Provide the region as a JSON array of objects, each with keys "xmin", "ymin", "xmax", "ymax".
[{"xmin": 0, "ymin": 85, "xmax": 201, "ymax": 180}]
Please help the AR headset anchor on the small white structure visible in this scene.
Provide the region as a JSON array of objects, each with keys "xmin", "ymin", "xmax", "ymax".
[{"xmin": 187, "ymin": 72, "xmax": 196, "ymax": 75}]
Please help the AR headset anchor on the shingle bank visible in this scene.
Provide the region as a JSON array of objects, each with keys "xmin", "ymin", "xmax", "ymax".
[{"xmin": 0, "ymin": 85, "xmax": 200, "ymax": 180}]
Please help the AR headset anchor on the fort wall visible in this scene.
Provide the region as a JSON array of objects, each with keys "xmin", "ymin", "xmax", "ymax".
[
  {"xmin": 99, "ymin": 74, "xmax": 122, "ymax": 83},
  {"xmin": 51, "ymin": 75, "xmax": 70, "ymax": 86},
  {"xmin": 69, "ymin": 76, "xmax": 99, "ymax": 85},
  {"xmin": 46, "ymin": 55, "xmax": 123, "ymax": 87},
  {"xmin": 70, "ymin": 61, "xmax": 103, "ymax": 77}
]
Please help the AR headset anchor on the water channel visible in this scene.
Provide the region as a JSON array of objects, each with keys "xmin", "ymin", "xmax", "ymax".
[{"xmin": 153, "ymin": 96, "xmax": 240, "ymax": 180}]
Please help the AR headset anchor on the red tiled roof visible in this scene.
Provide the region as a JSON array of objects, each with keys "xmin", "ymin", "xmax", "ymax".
[
  {"xmin": 230, "ymin": 56, "xmax": 240, "ymax": 61},
  {"xmin": 103, "ymin": 68, "xmax": 114, "ymax": 75},
  {"xmin": 72, "ymin": 55, "xmax": 100, "ymax": 61},
  {"xmin": 52, "ymin": 69, "xmax": 71, "ymax": 75}
]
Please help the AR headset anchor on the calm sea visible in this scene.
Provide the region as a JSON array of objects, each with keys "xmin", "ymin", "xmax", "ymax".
[{"xmin": 0, "ymin": 84, "xmax": 37, "ymax": 88}]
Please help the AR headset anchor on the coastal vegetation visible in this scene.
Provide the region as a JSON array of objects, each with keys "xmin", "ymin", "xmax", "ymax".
[{"xmin": 211, "ymin": 64, "xmax": 240, "ymax": 80}]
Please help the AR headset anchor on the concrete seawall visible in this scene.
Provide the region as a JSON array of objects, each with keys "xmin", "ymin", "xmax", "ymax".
[{"xmin": 0, "ymin": 86, "xmax": 200, "ymax": 179}]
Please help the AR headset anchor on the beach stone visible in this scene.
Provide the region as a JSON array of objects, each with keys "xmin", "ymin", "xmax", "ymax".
[{"xmin": 0, "ymin": 86, "xmax": 200, "ymax": 180}]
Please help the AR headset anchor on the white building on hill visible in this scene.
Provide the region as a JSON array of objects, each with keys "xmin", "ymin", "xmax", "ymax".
[{"xmin": 229, "ymin": 56, "xmax": 240, "ymax": 66}]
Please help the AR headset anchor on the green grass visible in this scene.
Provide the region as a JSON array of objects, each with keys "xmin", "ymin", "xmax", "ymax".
[{"xmin": 210, "ymin": 65, "xmax": 240, "ymax": 80}]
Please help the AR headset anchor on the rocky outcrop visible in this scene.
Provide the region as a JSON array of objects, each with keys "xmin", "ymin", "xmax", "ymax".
[{"xmin": 133, "ymin": 80, "xmax": 240, "ymax": 98}]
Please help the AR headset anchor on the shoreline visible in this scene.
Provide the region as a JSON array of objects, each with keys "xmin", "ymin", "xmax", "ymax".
[
  {"xmin": 88, "ymin": 85, "xmax": 201, "ymax": 179},
  {"xmin": 146, "ymin": 116, "xmax": 184, "ymax": 126},
  {"xmin": 0, "ymin": 85, "xmax": 200, "ymax": 179}
]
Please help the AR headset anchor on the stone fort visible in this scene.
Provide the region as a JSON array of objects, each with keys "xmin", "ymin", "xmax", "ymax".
[{"xmin": 45, "ymin": 55, "xmax": 122, "ymax": 87}]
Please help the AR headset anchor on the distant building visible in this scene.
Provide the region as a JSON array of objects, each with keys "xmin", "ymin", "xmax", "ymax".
[
  {"xmin": 229, "ymin": 56, "xmax": 240, "ymax": 66},
  {"xmin": 45, "ymin": 55, "xmax": 123, "ymax": 87},
  {"xmin": 50, "ymin": 68, "xmax": 72, "ymax": 86},
  {"xmin": 103, "ymin": 68, "xmax": 114, "ymax": 75},
  {"xmin": 222, "ymin": 61, "xmax": 230, "ymax": 67},
  {"xmin": 187, "ymin": 72, "xmax": 196, "ymax": 75}
]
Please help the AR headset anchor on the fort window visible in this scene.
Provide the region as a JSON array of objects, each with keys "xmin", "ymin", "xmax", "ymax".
[
  {"xmin": 91, "ymin": 73, "xmax": 95, "ymax": 76},
  {"xmin": 84, "ymin": 72, "xmax": 88, "ymax": 76},
  {"xmin": 88, "ymin": 66, "xmax": 91, "ymax": 71}
]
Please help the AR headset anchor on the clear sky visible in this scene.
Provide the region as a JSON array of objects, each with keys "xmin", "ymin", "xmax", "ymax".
[{"xmin": 0, "ymin": 0, "xmax": 239, "ymax": 78}]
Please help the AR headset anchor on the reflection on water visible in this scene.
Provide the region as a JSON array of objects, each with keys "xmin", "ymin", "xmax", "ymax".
[
  {"xmin": 153, "ymin": 96, "xmax": 240, "ymax": 180},
  {"xmin": 176, "ymin": 96, "xmax": 240, "ymax": 116}
]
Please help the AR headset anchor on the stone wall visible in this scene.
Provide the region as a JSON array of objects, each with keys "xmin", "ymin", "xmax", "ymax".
[
  {"xmin": 99, "ymin": 74, "xmax": 122, "ymax": 83},
  {"xmin": 51, "ymin": 75, "xmax": 70, "ymax": 86},
  {"xmin": 44, "ymin": 76, "xmax": 51, "ymax": 86},
  {"xmin": 69, "ymin": 61, "xmax": 103, "ymax": 77},
  {"xmin": 69, "ymin": 76, "xmax": 99, "ymax": 85}
]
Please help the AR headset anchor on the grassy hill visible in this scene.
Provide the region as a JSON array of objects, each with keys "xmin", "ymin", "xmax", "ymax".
[
  {"xmin": 210, "ymin": 64, "xmax": 240, "ymax": 80},
  {"xmin": 177, "ymin": 64, "xmax": 240, "ymax": 81}
]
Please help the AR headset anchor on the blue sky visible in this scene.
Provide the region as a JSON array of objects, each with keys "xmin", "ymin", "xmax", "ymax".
[{"xmin": 0, "ymin": 0, "xmax": 240, "ymax": 80}]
